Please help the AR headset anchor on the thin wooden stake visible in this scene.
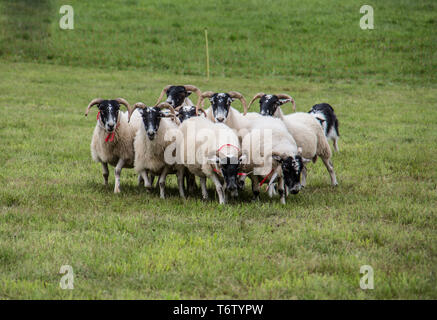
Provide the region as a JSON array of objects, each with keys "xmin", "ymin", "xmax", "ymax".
[{"xmin": 205, "ymin": 29, "xmax": 210, "ymax": 81}]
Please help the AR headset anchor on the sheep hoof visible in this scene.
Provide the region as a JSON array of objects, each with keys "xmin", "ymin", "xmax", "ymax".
[{"xmin": 114, "ymin": 187, "xmax": 121, "ymax": 193}]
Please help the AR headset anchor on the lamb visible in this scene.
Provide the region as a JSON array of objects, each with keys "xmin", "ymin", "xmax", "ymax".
[
  {"xmin": 239, "ymin": 117, "xmax": 304, "ymax": 204},
  {"xmin": 248, "ymin": 93, "xmax": 337, "ymax": 186},
  {"xmin": 155, "ymin": 85, "xmax": 202, "ymax": 108},
  {"xmin": 129, "ymin": 102, "xmax": 186, "ymax": 199},
  {"xmin": 308, "ymin": 103, "xmax": 340, "ymax": 152},
  {"xmin": 176, "ymin": 116, "xmax": 243, "ymax": 204},
  {"xmin": 85, "ymin": 98, "xmax": 143, "ymax": 193}
]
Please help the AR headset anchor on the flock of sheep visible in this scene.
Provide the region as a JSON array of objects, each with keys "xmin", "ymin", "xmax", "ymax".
[{"xmin": 85, "ymin": 85, "xmax": 340, "ymax": 204}]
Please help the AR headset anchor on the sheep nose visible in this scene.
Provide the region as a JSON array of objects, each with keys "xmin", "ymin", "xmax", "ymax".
[
  {"xmin": 216, "ymin": 117, "xmax": 224, "ymax": 122},
  {"xmin": 107, "ymin": 124, "xmax": 115, "ymax": 131},
  {"xmin": 147, "ymin": 131, "xmax": 155, "ymax": 139}
]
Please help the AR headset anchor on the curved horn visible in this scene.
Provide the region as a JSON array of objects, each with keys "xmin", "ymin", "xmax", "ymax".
[
  {"xmin": 129, "ymin": 102, "xmax": 147, "ymax": 122},
  {"xmin": 114, "ymin": 98, "xmax": 132, "ymax": 116},
  {"xmin": 196, "ymin": 91, "xmax": 214, "ymax": 115},
  {"xmin": 85, "ymin": 98, "xmax": 104, "ymax": 116},
  {"xmin": 155, "ymin": 85, "xmax": 172, "ymax": 105},
  {"xmin": 156, "ymin": 102, "xmax": 176, "ymax": 115},
  {"xmin": 275, "ymin": 93, "xmax": 296, "ymax": 112},
  {"xmin": 196, "ymin": 107, "xmax": 207, "ymax": 117},
  {"xmin": 156, "ymin": 102, "xmax": 180, "ymax": 125},
  {"xmin": 228, "ymin": 91, "xmax": 248, "ymax": 115},
  {"xmin": 247, "ymin": 92, "xmax": 265, "ymax": 111},
  {"xmin": 183, "ymin": 84, "xmax": 202, "ymax": 101}
]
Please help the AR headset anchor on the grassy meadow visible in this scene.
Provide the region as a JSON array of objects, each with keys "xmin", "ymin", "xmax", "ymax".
[{"xmin": 0, "ymin": 0, "xmax": 436, "ymax": 299}]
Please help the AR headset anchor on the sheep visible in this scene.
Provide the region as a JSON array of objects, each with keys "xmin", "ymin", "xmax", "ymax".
[
  {"xmin": 239, "ymin": 117, "xmax": 304, "ymax": 204},
  {"xmin": 175, "ymin": 105, "xmax": 207, "ymax": 123},
  {"xmin": 85, "ymin": 98, "xmax": 143, "ymax": 193},
  {"xmin": 129, "ymin": 102, "xmax": 186, "ymax": 199},
  {"xmin": 248, "ymin": 92, "xmax": 296, "ymax": 119},
  {"xmin": 196, "ymin": 91, "xmax": 265, "ymax": 140},
  {"xmin": 176, "ymin": 116, "xmax": 243, "ymax": 204},
  {"xmin": 155, "ymin": 85, "xmax": 202, "ymax": 108},
  {"xmin": 308, "ymin": 103, "xmax": 340, "ymax": 152},
  {"xmin": 248, "ymin": 93, "xmax": 338, "ymax": 186}
]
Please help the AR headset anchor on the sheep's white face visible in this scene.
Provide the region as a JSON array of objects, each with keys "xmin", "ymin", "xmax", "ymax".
[
  {"xmin": 210, "ymin": 93, "xmax": 233, "ymax": 123},
  {"xmin": 98, "ymin": 100, "xmax": 120, "ymax": 133}
]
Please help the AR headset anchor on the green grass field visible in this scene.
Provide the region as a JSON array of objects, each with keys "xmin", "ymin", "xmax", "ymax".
[{"xmin": 0, "ymin": 0, "xmax": 436, "ymax": 299}]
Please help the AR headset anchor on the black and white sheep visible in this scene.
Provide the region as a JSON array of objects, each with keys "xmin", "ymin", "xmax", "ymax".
[
  {"xmin": 176, "ymin": 116, "xmax": 243, "ymax": 204},
  {"xmin": 85, "ymin": 98, "xmax": 142, "ymax": 193},
  {"xmin": 248, "ymin": 93, "xmax": 338, "ymax": 187},
  {"xmin": 239, "ymin": 117, "xmax": 304, "ymax": 204},
  {"xmin": 129, "ymin": 102, "xmax": 185, "ymax": 199},
  {"xmin": 155, "ymin": 85, "xmax": 202, "ymax": 109}
]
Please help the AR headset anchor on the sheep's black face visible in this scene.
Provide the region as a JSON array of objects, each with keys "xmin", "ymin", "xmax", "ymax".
[
  {"xmin": 98, "ymin": 100, "xmax": 120, "ymax": 132},
  {"xmin": 166, "ymin": 86, "xmax": 191, "ymax": 108},
  {"xmin": 281, "ymin": 156, "xmax": 303, "ymax": 194},
  {"xmin": 210, "ymin": 93, "xmax": 232, "ymax": 123},
  {"xmin": 177, "ymin": 106, "xmax": 197, "ymax": 123},
  {"xmin": 259, "ymin": 95, "xmax": 288, "ymax": 117},
  {"xmin": 139, "ymin": 107, "xmax": 164, "ymax": 140},
  {"xmin": 218, "ymin": 156, "xmax": 241, "ymax": 196}
]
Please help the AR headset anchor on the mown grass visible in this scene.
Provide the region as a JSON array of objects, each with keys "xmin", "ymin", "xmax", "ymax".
[
  {"xmin": 0, "ymin": 0, "xmax": 436, "ymax": 84},
  {"xmin": 0, "ymin": 61, "xmax": 436, "ymax": 299}
]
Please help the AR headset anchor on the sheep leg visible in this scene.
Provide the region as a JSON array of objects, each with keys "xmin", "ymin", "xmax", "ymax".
[
  {"xmin": 322, "ymin": 157, "xmax": 338, "ymax": 186},
  {"xmin": 186, "ymin": 172, "xmax": 196, "ymax": 194},
  {"xmin": 158, "ymin": 167, "xmax": 169, "ymax": 199},
  {"xmin": 102, "ymin": 162, "xmax": 109, "ymax": 186},
  {"xmin": 188, "ymin": 174, "xmax": 196, "ymax": 193},
  {"xmin": 278, "ymin": 177, "xmax": 286, "ymax": 204},
  {"xmin": 333, "ymin": 138, "xmax": 339, "ymax": 152},
  {"xmin": 139, "ymin": 170, "xmax": 153, "ymax": 190},
  {"xmin": 177, "ymin": 167, "xmax": 186, "ymax": 199},
  {"xmin": 138, "ymin": 174, "xmax": 144, "ymax": 186},
  {"xmin": 149, "ymin": 174, "xmax": 156, "ymax": 189},
  {"xmin": 250, "ymin": 175, "xmax": 260, "ymax": 201},
  {"xmin": 200, "ymin": 177, "xmax": 208, "ymax": 200},
  {"xmin": 114, "ymin": 159, "xmax": 125, "ymax": 193},
  {"xmin": 210, "ymin": 174, "xmax": 225, "ymax": 204}
]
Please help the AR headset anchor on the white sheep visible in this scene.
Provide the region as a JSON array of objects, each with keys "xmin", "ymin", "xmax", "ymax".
[
  {"xmin": 248, "ymin": 93, "xmax": 337, "ymax": 187},
  {"xmin": 129, "ymin": 102, "xmax": 186, "ymax": 199},
  {"xmin": 239, "ymin": 117, "xmax": 304, "ymax": 204},
  {"xmin": 176, "ymin": 116, "xmax": 242, "ymax": 204},
  {"xmin": 85, "ymin": 98, "xmax": 143, "ymax": 193}
]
